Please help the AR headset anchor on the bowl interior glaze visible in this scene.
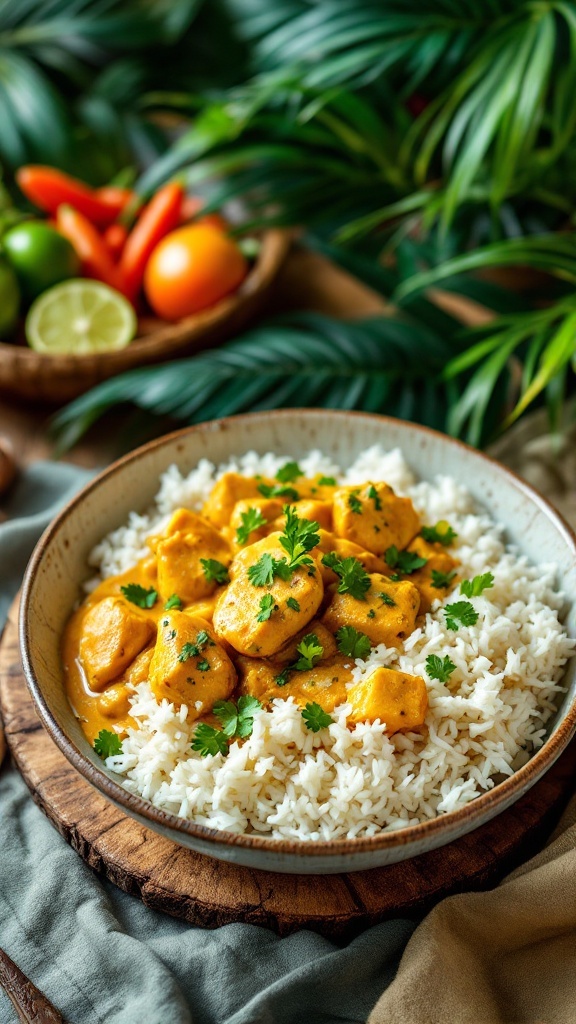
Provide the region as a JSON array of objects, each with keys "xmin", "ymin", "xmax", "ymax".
[{"xmin": 20, "ymin": 411, "xmax": 576, "ymax": 873}]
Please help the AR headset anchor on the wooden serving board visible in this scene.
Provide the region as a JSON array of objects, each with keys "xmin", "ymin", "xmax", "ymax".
[{"xmin": 1, "ymin": 598, "xmax": 574, "ymax": 941}]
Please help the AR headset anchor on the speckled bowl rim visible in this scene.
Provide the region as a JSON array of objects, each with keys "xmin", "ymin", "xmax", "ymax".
[{"xmin": 19, "ymin": 410, "xmax": 576, "ymax": 860}]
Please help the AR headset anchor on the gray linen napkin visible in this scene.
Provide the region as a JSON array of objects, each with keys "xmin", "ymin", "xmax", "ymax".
[{"xmin": 0, "ymin": 461, "xmax": 414, "ymax": 1024}]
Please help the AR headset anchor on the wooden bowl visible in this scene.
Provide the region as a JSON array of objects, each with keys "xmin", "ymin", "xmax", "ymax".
[
  {"xmin": 0, "ymin": 230, "xmax": 290, "ymax": 404},
  {"xmin": 19, "ymin": 411, "xmax": 576, "ymax": 873}
]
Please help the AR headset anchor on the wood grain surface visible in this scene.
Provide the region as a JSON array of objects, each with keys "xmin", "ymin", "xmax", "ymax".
[
  {"xmin": 1, "ymin": 597, "xmax": 574, "ymax": 941},
  {"xmin": 0, "ymin": 948, "xmax": 65, "ymax": 1024}
]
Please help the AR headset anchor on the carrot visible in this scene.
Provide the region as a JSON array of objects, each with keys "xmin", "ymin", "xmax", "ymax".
[
  {"xmin": 94, "ymin": 186, "xmax": 134, "ymax": 220},
  {"xmin": 16, "ymin": 166, "xmax": 130, "ymax": 227},
  {"xmin": 57, "ymin": 205, "xmax": 123, "ymax": 291},
  {"xmin": 179, "ymin": 194, "xmax": 203, "ymax": 223},
  {"xmin": 120, "ymin": 182, "xmax": 184, "ymax": 300},
  {"xmin": 103, "ymin": 223, "xmax": 128, "ymax": 260}
]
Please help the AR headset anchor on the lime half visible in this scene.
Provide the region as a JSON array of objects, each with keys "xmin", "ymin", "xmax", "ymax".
[{"xmin": 26, "ymin": 279, "xmax": 136, "ymax": 355}]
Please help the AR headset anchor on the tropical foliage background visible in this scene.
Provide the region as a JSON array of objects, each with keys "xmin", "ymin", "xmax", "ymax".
[{"xmin": 6, "ymin": 0, "xmax": 576, "ymax": 448}]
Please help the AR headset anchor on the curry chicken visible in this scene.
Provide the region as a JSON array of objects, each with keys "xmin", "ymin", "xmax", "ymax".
[{"xmin": 63, "ymin": 471, "xmax": 459, "ymax": 747}]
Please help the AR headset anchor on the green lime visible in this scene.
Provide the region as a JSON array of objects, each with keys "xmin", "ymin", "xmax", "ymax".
[
  {"xmin": 0, "ymin": 258, "xmax": 20, "ymax": 337},
  {"xmin": 3, "ymin": 221, "xmax": 80, "ymax": 302},
  {"xmin": 26, "ymin": 279, "xmax": 137, "ymax": 355}
]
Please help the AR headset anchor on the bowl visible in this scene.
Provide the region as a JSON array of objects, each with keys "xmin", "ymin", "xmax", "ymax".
[
  {"xmin": 0, "ymin": 230, "xmax": 290, "ymax": 403},
  {"xmin": 19, "ymin": 410, "xmax": 576, "ymax": 873}
]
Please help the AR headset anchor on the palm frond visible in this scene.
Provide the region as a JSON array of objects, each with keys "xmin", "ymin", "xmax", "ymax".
[{"xmin": 51, "ymin": 312, "xmax": 464, "ymax": 452}]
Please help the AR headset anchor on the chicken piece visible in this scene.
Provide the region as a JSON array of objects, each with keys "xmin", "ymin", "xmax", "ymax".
[
  {"xmin": 229, "ymin": 497, "xmax": 285, "ymax": 547},
  {"xmin": 149, "ymin": 612, "xmax": 236, "ymax": 714},
  {"xmin": 79, "ymin": 597, "xmax": 155, "ymax": 692},
  {"xmin": 213, "ymin": 533, "xmax": 324, "ymax": 657},
  {"xmin": 332, "ymin": 482, "xmax": 420, "ymax": 556},
  {"xmin": 152, "ymin": 509, "xmax": 232, "ymax": 605},
  {"xmin": 97, "ymin": 682, "xmax": 132, "ymax": 719},
  {"xmin": 405, "ymin": 536, "xmax": 459, "ymax": 614},
  {"xmin": 201, "ymin": 472, "xmax": 271, "ymax": 528},
  {"xmin": 237, "ymin": 653, "xmax": 353, "ymax": 713},
  {"xmin": 272, "ymin": 619, "xmax": 338, "ymax": 665},
  {"xmin": 347, "ymin": 666, "xmax": 428, "ymax": 731},
  {"xmin": 322, "ymin": 573, "xmax": 420, "ymax": 648},
  {"xmin": 270, "ymin": 499, "xmax": 333, "ymax": 534},
  {"xmin": 313, "ymin": 529, "xmax": 389, "ymax": 585},
  {"xmin": 185, "ymin": 592, "xmax": 222, "ymax": 623}
]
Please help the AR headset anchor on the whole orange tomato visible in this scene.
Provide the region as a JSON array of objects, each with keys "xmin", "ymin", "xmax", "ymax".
[{"xmin": 144, "ymin": 223, "xmax": 248, "ymax": 320}]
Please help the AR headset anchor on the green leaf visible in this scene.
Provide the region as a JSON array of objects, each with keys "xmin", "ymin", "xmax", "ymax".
[
  {"xmin": 294, "ymin": 633, "xmax": 324, "ymax": 671},
  {"xmin": 164, "ymin": 594, "xmax": 183, "ymax": 610},
  {"xmin": 426, "ymin": 654, "xmax": 456, "ymax": 683},
  {"xmin": 191, "ymin": 723, "xmax": 229, "ymax": 758},
  {"xmin": 460, "ymin": 572, "xmax": 494, "ymax": 597},
  {"xmin": 248, "ymin": 553, "xmax": 291, "ymax": 587},
  {"xmin": 301, "ymin": 701, "xmax": 333, "ymax": 732},
  {"xmin": 94, "ymin": 729, "xmax": 123, "ymax": 759},
  {"xmin": 431, "ymin": 569, "xmax": 457, "ymax": 590},
  {"xmin": 278, "ymin": 506, "xmax": 320, "ymax": 570},
  {"xmin": 213, "ymin": 695, "xmax": 263, "ymax": 739},
  {"xmin": 120, "ymin": 583, "xmax": 158, "ymax": 609},
  {"xmin": 286, "ymin": 597, "xmax": 300, "ymax": 612},
  {"xmin": 348, "ymin": 493, "xmax": 363, "ymax": 513},
  {"xmin": 420, "ymin": 522, "xmax": 457, "ymax": 546},
  {"xmin": 256, "ymin": 594, "xmax": 277, "ymax": 622},
  {"xmin": 236, "ymin": 507, "xmax": 267, "ymax": 546},
  {"xmin": 384, "ymin": 547, "xmax": 427, "ymax": 575},
  {"xmin": 321, "ymin": 553, "xmax": 371, "ymax": 600},
  {"xmin": 276, "ymin": 461, "xmax": 303, "ymax": 483},
  {"xmin": 335, "ymin": 626, "xmax": 371, "ymax": 660},
  {"xmin": 258, "ymin": 482, "xmax": 300, "ymax": 500},
  {"xmin": 200, "ymin": 558, "xmax": 230, "ymax": 584},
  {"xmin": 444, "ymin": 600, "xmax": 479, "ymax": 631}
]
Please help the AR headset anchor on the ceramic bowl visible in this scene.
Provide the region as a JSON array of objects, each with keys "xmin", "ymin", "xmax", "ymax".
[{"xmin": 20, "ymin": 411, "xmax": 576, "ymax": 873}]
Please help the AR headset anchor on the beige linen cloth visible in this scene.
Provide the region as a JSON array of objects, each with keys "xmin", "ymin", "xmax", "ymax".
[{"xmin": 370, "ymin": 413, "xmax": 576, "ymax": 1024}]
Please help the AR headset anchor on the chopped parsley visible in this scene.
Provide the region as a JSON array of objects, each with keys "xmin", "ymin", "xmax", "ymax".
[
  {"xmin": 120, "ymin": 583, "xmax": 158, "ymax": 609},
  {"xmin": 431, "ymin": 569, "xmax": 458, "ymax": 589},
  {"xmin": 286, "ymin": 597, "xmax": 300, "ymax": 611},
  {"xmin": 318, "ymin": 475, "xmax": 337, "ymax": 486},
  {"xmin": 348, "ymin": 492, "xmax": 363, "ymax": 514},
  {"xmin": 248, "ymin": 508, "xmax": 319, "ymax": 587},
  {"xmin": 191, "ymin": 723, "xmax": 229, "ymax": 757},
  {"xmin": 385, "ymin": 546, "xmax": 427, "ymax": 575},
  {"xmin": 336, "ymin": 626, "xmax": 371, "ymax": 660},
  {"xmin": 426, "ymin": 654, "xmax": 456, "ymax": 683},
  {"xmin": 236, "ymin": 507, "xmax": 267, "ymax": 545},
  {"xmin": 367, "ymin": 609, "xmax": 376, "ymax": 619},
  {"xmin": 294, "ymin": 633, "xmax": 324, "ymax": 670},
  {"xmin": 178, "ymin": 630, "xmax": 214, "ymax": 662},
  {"xmin": 421, "ymin": 521, "xmax": 458, "ymax": 546},
  {"xmin": 367, "ymin": 484, "xmax": 382, "ymax": 510},
  {"xmin": 275, "ymin": 667, "xmax": 291, "ymax": 687},
  {"xmin": 276, "ymin": 461, "xmax": 303, "ymax": 484},
  {"xmin": 164, "ymin": 593, "xmax": 183, "ymax": 611},
  {"xmin": 200, "ymin": 558, "xmax": 230, "ymax": 584},
  {"xmin": 197, "ymin": 659, "xmax": 210, "ymax": 672},
  {"xmin": 249, "ymin": 552, "xmax": 291, "ymax": 587},
  {"xmin": 302, "ymin": 702, "xmax": 334, "ymax": 732},
  {"xmin": 321, "ymin": 552, "xmax": 371, "ymax": 600},
  {"xmin": 257, "ymin": 594, "xmax": 277, "ymax": 622},
  {"xmin": 444, "ymin": 601, "xmax": 479, "ymax": 631},
  {"xmin": 461, "ymin": 572, "xmax": 495, "ymax": 598},
  {"xmin": 258, "ymin": 482, "xmax": 299, "ymax": 501},
  {"xmin": 378, "ymin": 591, "xmax": 396, "ymax": 606},
  {"xmin": 213, "ymin": 695, "xmax": 262, "ymax": 739},
  {"xmin": 94, "ymin": 729, "xmax": 123, "ymax": 758}
]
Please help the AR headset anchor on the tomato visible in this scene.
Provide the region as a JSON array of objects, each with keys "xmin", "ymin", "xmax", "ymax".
[
  {"xmin": 0, "ymin": 259, "xmax": 20, "ymax": 337},
  {"xmin": 143, "ymin": 223, "xmax": 248, "ymax": 320},
  {"xmin": 3, "ymin": 221, "xmax": 80, "ymax": 302}
]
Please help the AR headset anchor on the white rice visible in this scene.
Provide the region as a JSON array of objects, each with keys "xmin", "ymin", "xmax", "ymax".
[{"xmin": 92, "ymin": 446, "xmax": 574, "ymax": 840}]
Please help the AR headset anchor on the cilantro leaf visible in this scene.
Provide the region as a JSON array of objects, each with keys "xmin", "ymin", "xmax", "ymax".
[
  {"xmin": 196, "ymin": 629, "xmax": 215, "ymax": 648},
  {"xmin": 348, "ymin": 492, "xmax": 363, "ymax": 513},
  {"xmin": 461, "ymin": 572, "xmax": 495, "ymax": 598},
  {"xmin": 302, "ymin": 702, "xmax": 334, "ymax": 732},
  {"xmin": 294, "ymin": 633, "xmax": 324, "ymax": 670},
  {"xmin": 178, "ymin": 630, "xmax": 214, "ymax": 662},
  {"xmin": 213, "ymin": 695, "xmax": 263, "ymax": 739},
  {"xmin": 444, "ymin": 601, "xmax": 479, "ymax": 631},
  {"xmin": 200, "ymin": 558, "xmax": 229, "ymax": 584},
  {"xmin": 318, "ymin": 475, "xmax": 336, "ymax": 486},
  {"xmin": 164, "ymin": 593, "xmax": 183, "ymax": 610},
  {"xmin": 278, "ymin": 506, "xmax": 320, "ymax": 570},
  {"xmin": 378, "ymin": 591, "xmax": 396, "ymax": 606},
  {"xmin": 335, "ymin": 626, "xmax": 372, "ymax": 659},
  {"xmin": 275, "ymin": 667, "xmax": 291, "ymax": 687},
  {"xmin": 421, "ymin": 521, "xmax": 458, "ymax": 546},
  {"xmin": 385, "ymin": 546, "xmax": 427, "ymax": 575},
  {"xmin": 367, "ymin": 484, "xmax": 382, "ymax": 510},
  {"xmin": 93, "ymin": 729, "xmax": 123, "ymax": 758},
  {"xmin": 431, "ymin": 569, "xmax": 458, "ymax": 589},
  {"xmin": 120, "ymin": 583, "xmax": 158, "ymax": 609},
  {"xmin": 258, "ymin": 482, "xmax": 299, "ymax": 501},
  {"xmin": 276, "ymin": 461, "xmax": 303, "ymax": 484},
  {"xmin": 286, "ymin": 597, "xmax": 300, "ymax": 611},
  {"xmin": 426, "ymin": 654, "xmax": 456, "ymax": 683},
  {"xmin": 248, "ymin": 552, "xmax": 291, "ymax": 586},
  {"xmin": 178, "ymin": 642, "xmax": 197, "ymax": 663},
  {"xmin": 257, "ymin": 594, "xmax": 277, "ymax": 622},
  {"xmin": 322, "ymin": 552, "xmax": 371, "ymax": 600},
  {"xmin": 236, "ymin": 507, "xmax": 267, "ymax": 545},
  {"xmin": 191, "ymin": 723, "xmax": 229, "ymax": 757},
  {"xmin": 197, "ymin": 659, "xmax": 210, "ymax": 672}
]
